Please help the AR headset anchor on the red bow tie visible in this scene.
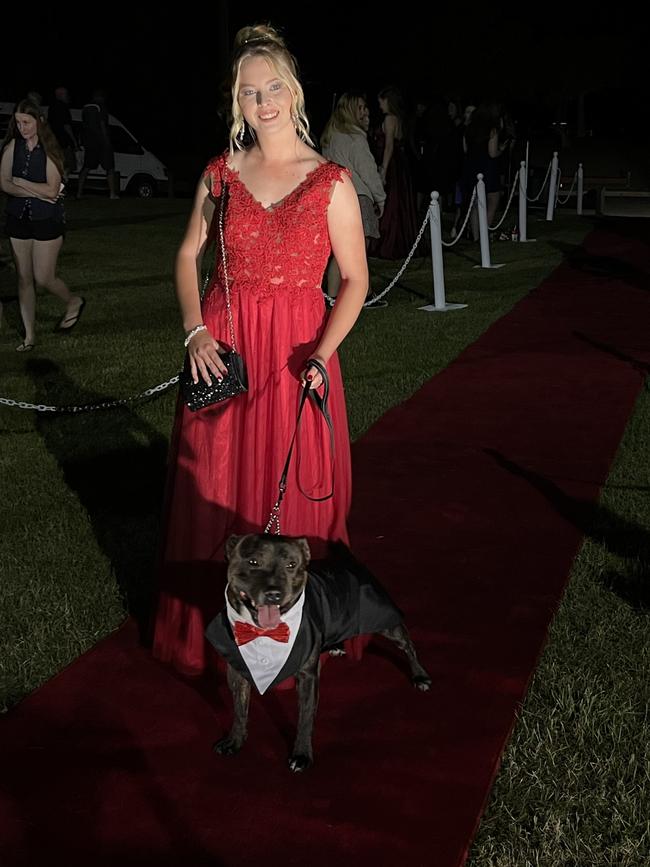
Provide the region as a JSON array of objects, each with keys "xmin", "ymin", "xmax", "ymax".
[{"xmin": 233, "ymin": 620, "xmax": 290, "ymax": 646}]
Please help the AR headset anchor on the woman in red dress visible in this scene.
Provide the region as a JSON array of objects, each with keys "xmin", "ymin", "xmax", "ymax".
[{"xmin": 153, "ymin": 24, "xmax": 368, "ymax": 675}]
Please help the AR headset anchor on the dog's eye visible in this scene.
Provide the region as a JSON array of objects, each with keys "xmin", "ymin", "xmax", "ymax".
[
  {"xmin": 248, "ymin": 558, "xmax": 258, "ymax": 567},
  {"xmin": 286, "ymin": 561, "xmax": 296, "ymax": 569}
]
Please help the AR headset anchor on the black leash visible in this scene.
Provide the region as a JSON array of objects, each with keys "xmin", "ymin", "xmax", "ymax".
[{"xmin": 264, "ymin": 358, "xmax": 335, "ymax": 535}]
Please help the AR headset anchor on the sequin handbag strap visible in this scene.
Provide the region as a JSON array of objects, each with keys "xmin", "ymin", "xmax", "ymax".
[
  {"xmin": 264, "ymin": 359, "xmax": 335, "ymax": 535},
  {"xmin": 217, "ymin": 182, "xmax": 238, "ymax": 353}
]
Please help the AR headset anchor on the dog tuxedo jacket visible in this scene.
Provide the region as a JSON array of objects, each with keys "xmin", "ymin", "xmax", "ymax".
[{"xmin": 205, "ymin": 562, "xmax": 403, "ymax": 693}]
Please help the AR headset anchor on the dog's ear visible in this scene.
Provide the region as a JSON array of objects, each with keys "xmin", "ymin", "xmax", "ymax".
[
  {"xmin": 225, "ymin": 535, "xmax": 243, "ymax": 560},
  {"xmin": 295, "ymin": 537, "xmax": 311, "ymax": 566}
]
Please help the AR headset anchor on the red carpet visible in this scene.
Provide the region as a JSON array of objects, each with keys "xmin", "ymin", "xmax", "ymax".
[{"xmin": 2, "ymin": 228, "xmax": 649, "ymax": 867}]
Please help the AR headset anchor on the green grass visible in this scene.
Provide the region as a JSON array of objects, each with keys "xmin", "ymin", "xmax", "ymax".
[
  {"xmin": 466, "ymin": 383, "xmax": 650, "ymax": 867},
  {"xmin": 1, "ymin": 197, "xmax": 647, "ymax": 863}
]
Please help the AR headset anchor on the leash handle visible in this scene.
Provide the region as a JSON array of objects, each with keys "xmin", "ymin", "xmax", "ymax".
[{"xmin": 264, "ymin": 358, "xmax": 335, "ymax": 535}]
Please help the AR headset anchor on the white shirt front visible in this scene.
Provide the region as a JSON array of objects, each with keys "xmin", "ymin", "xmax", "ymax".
[{"xmin": 226, "ymin": 589, "xmax": 306, "ymax": 694}]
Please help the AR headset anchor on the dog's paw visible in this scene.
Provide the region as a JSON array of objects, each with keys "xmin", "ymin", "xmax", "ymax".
[
  {"xmin": 413, "ymin": 675, "xmax": 432, "ymax": 692},
  {"xmin": 213, "ymin": 736, "xmax": 243, "ymax": 757},
  {"xmin": 288, "ymin": 753, "xmax": 312, "ymax": 773}
]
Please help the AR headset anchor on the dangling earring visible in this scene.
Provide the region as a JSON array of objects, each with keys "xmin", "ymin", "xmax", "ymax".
[{"xmin": 238, "ymin": 123, "xmax": 246, "ymax": 143}]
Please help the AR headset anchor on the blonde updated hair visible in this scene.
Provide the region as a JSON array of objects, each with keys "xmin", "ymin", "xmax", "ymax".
[
  {"xmin": 229, "ymin": 24, "xmax": 313, "ymax": 152},
  {"xmin": 321, "ymin": 92, "xmax": 366, "ymax": 148}
]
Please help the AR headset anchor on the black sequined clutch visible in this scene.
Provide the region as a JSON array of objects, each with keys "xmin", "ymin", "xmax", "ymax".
[{"xmin": 179, "ymin": 349, "xmax": 248, "ymax": 412}]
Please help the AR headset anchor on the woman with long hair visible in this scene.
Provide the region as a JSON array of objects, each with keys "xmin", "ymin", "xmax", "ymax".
[
  {"xmin": 1, "ymin": 99, "xmax": 85, "ymax": 351},
  {"xmin": 153, "ymin": 24, "xmax": 368, "ymax": 677},
  {"xmin": 460, "ymin": 101, "xmax": 511, "ymax": 241},
  {"xmin": 370, "ymin": 85, "xmax": 418, "ymax": 259},
  {"xmin": 321, "ymin": 91, "xmax": 385, "ymax": 300}
]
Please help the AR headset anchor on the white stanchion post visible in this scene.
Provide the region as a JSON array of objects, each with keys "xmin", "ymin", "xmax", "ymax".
[
  {"xmin": 419, "ymin": 192, "xmax": 467, "ymax": 313},
  {"xmin": 525, "ymin": 140, "xmax": 529, "ymax": 183},
  {"xmin": 474, "ymin": 174, "xmax": 505, "ymax": 269},
  {"xmin": 518, "ymin": 161, "xmax": 527, "ymax": 242},
  {"xmin": 546, "ymin": 151, "xmax": 559, "ymax": 221},
  {"xmin": 430, "ymin": 192, "xmax": 446, "ymax": 308},
  {"xmin": 518, "ymin": 161, "xmax": 536, "ymax": 243},
  {"xmin": 577, "ymin": 163, "xmax": 584, "ymax": 215},
  {"xmin": 477, "ymin": 174, "xmax": 491, "ymax": 266}
]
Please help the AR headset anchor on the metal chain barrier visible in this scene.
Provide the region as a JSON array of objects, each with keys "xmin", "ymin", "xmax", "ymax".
[
  {"xmin": 526, "ymin": 158, "xmax": 553, "ymax": 202},
  {"xmin": 4, "ymin": 209, "xmax": 426, "ymax": 411},
  {"xmin": 0, "ymin": 375, "xmax": 179, "ymax": 414},
  {"xmin": 4, "ymin": 194, "xmax": 464, "ymax": 413},
  {"xmin": 556, "ymin": 169, "xmax": 577, "ymax": 205},
  {"xmin": 323, "ymin": 207, "xmax": 431, "ymax": 308},
  {"xmin": 441, "ymin": 186, "xmax": 477, "ymax": 247},
  {"xmin": 488, "ymin": 174, "xmax": 519, "ymax": 231}
]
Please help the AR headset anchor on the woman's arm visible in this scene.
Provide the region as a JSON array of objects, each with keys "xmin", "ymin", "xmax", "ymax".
[
  {"xmin": 307, "ymin": 173, "xmax": 367, "ymax": 384},
  {"xmin": 64, "ymin": 122, "xmax": 77, "ymax": 148},
  {"xmin": 0, "ymin": 143, "xmax": 28, "ymax": 197},
  {"xmin": 12, "ymin": 156, "xmax": 62, "ymax": 201},
  {"xmin": 380, "ymin": 114, "xmax": 398, "ymax": 180},
  {"xmin": 175, "ymin": 173, "xmax": 214, "ymax": 331},
  {"xmin": 488, "ymin": 128, "xmax": 500, "ymax": 159},
  {"xmin": 351, "ymin": 135, "xmax": 386, "ymax": 211},
  {"xmin": 175, "ymin": 172, "xmax": 227, "ymax": 385}
]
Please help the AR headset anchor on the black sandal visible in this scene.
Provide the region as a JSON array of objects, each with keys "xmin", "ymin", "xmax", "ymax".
[{"xmin": 55, "ymin": 297, "xmax": 86, "ymax": 333}]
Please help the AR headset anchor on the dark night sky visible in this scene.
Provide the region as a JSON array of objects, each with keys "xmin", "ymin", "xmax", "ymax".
[{"xmin": 3, "ymin": 2, "xmax": 647, "ymax": 175}]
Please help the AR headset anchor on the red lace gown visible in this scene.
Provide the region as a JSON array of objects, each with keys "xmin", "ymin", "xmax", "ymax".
[{"xmin": 153, "ymin": 154, "xmax": 354, "ymax": 676}]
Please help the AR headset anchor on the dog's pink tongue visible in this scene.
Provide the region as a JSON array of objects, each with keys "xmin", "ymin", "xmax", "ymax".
[{"xmin": 258, "ymin": 605, "xmax": 281, "ymax": 629}]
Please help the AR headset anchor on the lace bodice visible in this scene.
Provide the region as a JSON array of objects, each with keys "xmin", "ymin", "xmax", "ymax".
[{"xmin": 203, "ymin": 153, "xmax": 348, "ymax": 305}]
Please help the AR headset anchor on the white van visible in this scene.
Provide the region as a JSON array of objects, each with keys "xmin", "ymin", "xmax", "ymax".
[{"xmin": 0, "ymin": 102, "xmax": 170, "ymax": 197}]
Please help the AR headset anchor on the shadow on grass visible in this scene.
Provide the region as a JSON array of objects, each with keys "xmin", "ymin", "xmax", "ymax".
[
  {"xmin": 67, "ymin": 209, "xmax": 188, "ymax": 233},
  {"xmin": 485, "ymin": 448, "xmax": 650, "ymax": 612},
  {"xmin": 0, "ymin": 256, "xmax": 17, "ymax": 320},
  {"xmin": 85, "ymin": 274, "xmax": 172, "ymax": 291},
  {"xmin": 26, "ymin": 358, "xmax": 169, "ymax": 636},
  {"xmin": 447, "ymin": 246, "xmax": 482, "ymax": 267}
]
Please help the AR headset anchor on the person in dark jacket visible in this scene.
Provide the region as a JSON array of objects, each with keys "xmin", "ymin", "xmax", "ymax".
[
  {"xmin": 48, "ymin": 86, "xmax": 79, "ymax": 176},
  {"xmin": 77, "ymin": 90, "xmax": 118, "ymax": 199}
]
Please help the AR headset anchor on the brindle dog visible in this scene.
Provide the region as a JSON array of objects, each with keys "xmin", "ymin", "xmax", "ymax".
[{"xmin": 206, "ymin": 533, "xmax": 431, "ymax": 772}]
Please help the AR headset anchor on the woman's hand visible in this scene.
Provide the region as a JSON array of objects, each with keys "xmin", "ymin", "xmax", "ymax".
[
  {"xmin": 13, "ymin": 176, "xmax": 59, "ymax": 204},
  {"xmin": 300, "ymin": 355, "xmax": 327, "ymax": 390},
  {"xmin": 187, "ymin": 329, "xmax": 228, "ymax": 385}
]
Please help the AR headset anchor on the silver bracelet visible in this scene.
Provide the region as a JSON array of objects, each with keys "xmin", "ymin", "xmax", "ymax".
[{"xmin": 184, "ymin": 324, "xmax": 207, "ymax": 347}]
